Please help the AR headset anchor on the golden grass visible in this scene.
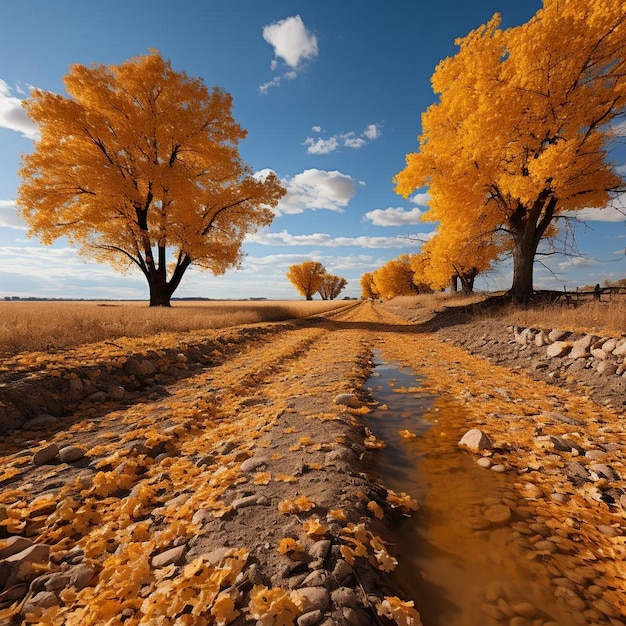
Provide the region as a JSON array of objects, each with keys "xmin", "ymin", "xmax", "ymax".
[
  {"xmin": 0, "ymin": 300, "xmax": 352, "ymax": 357},
  {"xmin": 387, "ymin": 292, "xmax": 626, "ymax": 335}
]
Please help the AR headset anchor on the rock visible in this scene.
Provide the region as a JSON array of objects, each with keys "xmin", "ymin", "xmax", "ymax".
[
  {"xmin": 596, "ymin": 361, "xmax": 617, "ymax": 376},
  {"xmin": 612, "ymin": 339, "xmax": 626, "ymax": 357},
  {"xmin": 333, "ymin": 393, "xmax": 360, "ymax": 408},
  {"xmin": 546, "ymin": 342, "xmax": 572, "ymax": 358},
  {"xmin": 589, "ymin": 463, "xmax": 620, "ymax": 481},
  {"xmin": 68, "ymin": 563, "xmax": 96, "ymax": 590},
  {"xmin": 484, "ymin": 504, "xmax": 511, "ymax": 526},
  {"xmin": 569, "ymin": 335, "xmax": 596, "ymax": 359},
  {"xmin": 548, "ymin": 329, "xmax": 570, "ymax": 342},
  {"xmin": 33, "ymin": 443, "xmax": 59, "ymax": 465},
  {"xmin": 124, "ymin": 358, "xmax": 156, "ymax": 378},
  {"xmin": 325, "ymin": 447, "xmax": 355, "ymax": 465},
  {"xmin": 490, "ymin": 464, "xmax": 506, "ymax": 473},
  {"xmin": 232, "ymin": 495, "xmax": 262, "ymax": 510},
  {"xmin": 43, "ymin": 572, "xmax": 71, "ymax": 592},
  {"xmin": 477, "ymin": 457, "xmax": 492, "ymax": 469},
  {"xmin": 240, "ymin": 456, "xmax": 268, "ymax": 472},
  {"xmin": 331, "ymin": 559, "xmax": 353, "ymax": 583},
  {"xmin": 151, "ymin": 545, "xmax": 185, "ymax": 568},
  {"xmin": 0, "ymin": 537, "xmax": 34, "ymax": 559},
  {"xmin": 549, "ymin": 435, "xmax": 580, "ymax": 453},
  {"xmin": 191, "ymin": 509, "xmax": 212, "ymax": 525},
  {"xmin": 110, "ymin": 386, "xmax": 126, "ymax": 401},
  {"xmin": 458, "ymin": 429, "xmax": 493, "ymax": 452},
  {"xmin": 302, "ymin": 570, "xmax": 328, "ymax": 588},
  {"xmin": 23, "ymin": 414, "xmax": 58, "ymax": 430},
  {"xmin": 21, "ymin": 591, "xmax": 58, "ymax": 616},
  {"xmin": 597, "ymin": 525, "xmax": 621, "ymax": 537},
  {"xmin": 309, "ymin": 539, "xmax": 331, "ymax": 560},
  {"xmin": 58, "ymin": 445, "xmax": 87, "ymax": 463},
  {"xmin": 534, "ymin": 331, "xmax": 550, "ymax": 347},
  {"xmin": 297, "ymin": 610, "xmax": 323, "ymax": 626},
  {"xmin": 298, "ymin": 587, "xmax": 330, "ymax": 612},
  {"xmin": 512, "ymin": 602, "xmax": 538, "ymax": 618},
  {"xmin": 5, "ymin": 544, "xmax": 51, "ymax": 586},
  {"xmin": 563, "ymin": 461, "xmax": 590, "ymax": 485},
  {"xmin": 331, "ymin": 587, "xmax": 359, "ymax": 608}
]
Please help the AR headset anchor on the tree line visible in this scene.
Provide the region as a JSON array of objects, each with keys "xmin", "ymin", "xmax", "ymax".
[{"xmin": 286, "ymin": 261, "xmax": 347, "ymax": 300}]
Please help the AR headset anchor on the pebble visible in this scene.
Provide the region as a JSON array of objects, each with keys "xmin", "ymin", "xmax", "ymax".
[
  {"xmin": 490, "ymin": 464, "xmax": 506, "ymax": 473},
  {"xmin": 297, "ymin": 610, "xmax": 323, "ymax": 626},
  {"xmin": 32, "ymin": 443, "xmax": 59, "ymax": 466},
  {"xmin": 151, "ymin": 545, "xmax": 185, "ymax": 568},
  {"xmin": 333, "ymin": 393, "xmax": 360, "ymax": 408},
  {"xmin": 22, "ymin": 414, "xmax": 58, "ymax": 430},
  {"xmin": 21, "ymin": 591, "xmax": 58, "ymax": 616},
  {"xmin": 297, "ymin": 587, "xmax": 331, "ymax": 612},
  {"xmin": 240, "ymin": 456, "xmax": 268, "ymax": 472},
  {"xmin": 484, "ymin": 504, "xmax": 512, "ymax": 526},
  {"xmin": 458, "ymin": 429, "xmax": 493, "ymax": 452},
  {"xmin": 58, "ymin": 445, "xmax": 87, "ymax": 463},
  {"xmin": 0, "ymin": 536, "xmax": 34, "ymax": 559},
  {"xmin": 477, "ymin": 457, "xmax": 492, "ymax": 468},
  {"xmin": 331, "ymin": 559, "xmax": 353, "ymax": 583},
  {"xmin": 309, "ymin": 539, "xmax": 331, "ymax": 560}
]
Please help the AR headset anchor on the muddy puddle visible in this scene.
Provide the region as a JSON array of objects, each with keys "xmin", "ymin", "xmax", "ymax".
[{"xmin": 364, "ymin": 354, "xmax": 576, "ymax": 626}]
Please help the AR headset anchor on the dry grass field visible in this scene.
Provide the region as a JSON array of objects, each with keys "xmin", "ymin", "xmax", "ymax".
[
  {"xmin": 0, "ymin": 300, "xmax": 353, "ymax": 357},
  {"xmin": 391, "ymin": 292, "xmax": 626, "ymax": 335}
]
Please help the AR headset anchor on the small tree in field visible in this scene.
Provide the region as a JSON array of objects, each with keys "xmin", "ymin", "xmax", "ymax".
[
  {"xmin": 286, "ymin": 261, "xmax": 326, "ymax": 300},
  {"xmin": 17, "ymin": 51, "xmax": 285, "ymax": 306},
  {"xmin": 360, "ymin": 272, "xmax": 379, "ymax": 300},
  {"xmin": 318, "ymin": 274, "xmax": 347, "ymax": 300}
]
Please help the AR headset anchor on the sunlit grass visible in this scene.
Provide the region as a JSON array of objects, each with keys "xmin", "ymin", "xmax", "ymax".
[
  {"xmin": 385, "ymin": 292, "xmax": 626, "ymax": 335},
  {"xmin": 0, "ymin": 300, "xmax": 353, "ymax": 357}
]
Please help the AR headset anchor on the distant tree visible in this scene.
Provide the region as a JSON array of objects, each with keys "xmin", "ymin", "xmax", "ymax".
[
  {"xmin": 360, "ymin": 272, "xmax": 378, "ymax": 300},
  {"xmin": 318, "ymin": 274, "xmax": 347, "ymax": 300},
  {"xmin": 17, "ymin": 50, "xmax": 285, "ymax": 306},
  {"xmin": 395, "ymin": 2, "xmax": 626, "ymax": 302},
  {"xmin": 372, "ymin": 254, "xmax": 423, "ymax": 300},
  {"xmin": 286, "ymin": 261, "xmax": 326, "ymax": 300}
]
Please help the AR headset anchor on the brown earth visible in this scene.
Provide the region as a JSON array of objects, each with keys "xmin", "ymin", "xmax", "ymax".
[{"xmin": 0, "ymin": 300, "xmax": 624, "ymax": 625}]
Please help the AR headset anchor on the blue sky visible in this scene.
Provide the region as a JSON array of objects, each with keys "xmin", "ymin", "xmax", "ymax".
[{"xmin": 0, "ymin": 0, "xmax": 624, "ymax": 300}]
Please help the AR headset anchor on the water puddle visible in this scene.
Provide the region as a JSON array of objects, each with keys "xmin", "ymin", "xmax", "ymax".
[{"xmin": 364, "ymin": 354, "xmax": 574, "ymax": 626}]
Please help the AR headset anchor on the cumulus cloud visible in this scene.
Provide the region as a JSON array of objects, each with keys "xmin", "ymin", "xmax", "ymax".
[
  {"xmin": 363, "ymin": 206, "xmax": 424, "ymax": 226},
  {"xmin": 0, "ymin": 200, "xmax": 27, "ymax": 229},
  {"xmin": 304, "ymin": 136, "xmax": 339, "ymax": 155},
  {"xmin": 263, "ymin": 168, "xmax": 357, "ymax": 214},
  {"xmin": 247, "ymin": 228, "xmax": 424, "ymax": 249},
  {"xmin": 563, "ymin": 194, "xmax": 626, "ymax": 222},
  {"xmin": 260, "ymin": 15, "xmax": 317, "ymax": 93},
  {"xmin": 409, "ymin": 192, "xmax": 431, "ymax": 206},
  {"xmin": 0, "ymin": 80, "xmax": 38, "ymax": 139},
  {"xmin": 303, "ymin": 123, "xmax": 382, "ymax": 155}
]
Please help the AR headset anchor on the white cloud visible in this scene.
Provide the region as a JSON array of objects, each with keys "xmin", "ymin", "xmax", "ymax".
[
  {"xmin": 363, "ymin": 124, "xmax": 381, "ymax": 140},
  {"xmin": 304, "ymin": 136, "xmax": 339, "ymax": 155},
  {"xmin": 247, "ymin": 228, "xmax": 425, "ymax": 249},
  {"xmin": 0, "ymin": 80, "xmax": 38, "ymax": 139},
  {"xmin": 262, "ymin": 15, "xmax": 318, "ymax": 68},
  {"xmin": 363, "ymin": 206, "xmax": 424, "ymax": 226},
  {"xmin": 260, "ymin": 16, "xmax": 317, "ymax": 93},
  {"xmin": 564, "ymin": 194, "xmax": 626, "ymax": 222},
  {"xmin": 272, "ymin": 169, "xmax": 358, "ymax": 214},
  {"xmin": 410, "ymin": 192, "xmax": 431, "ymax": 206},
  {"xmin": 304, "ymin": 123, "xmax": 382, "ymax": 155},
  {"xmin": 0, "ymin": 200, "xmax": 27, "ymax": 229}
]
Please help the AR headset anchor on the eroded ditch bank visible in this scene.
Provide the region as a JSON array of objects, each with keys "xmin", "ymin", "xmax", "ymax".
[{"xmin": 363, "ymin": 352, "xmax": 622, "ymax": 626}]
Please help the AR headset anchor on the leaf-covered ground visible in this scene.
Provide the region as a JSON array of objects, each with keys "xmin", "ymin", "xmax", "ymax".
[{"xmin": 0, "ymin": 301, "xmax": 624, "ymax": 625}]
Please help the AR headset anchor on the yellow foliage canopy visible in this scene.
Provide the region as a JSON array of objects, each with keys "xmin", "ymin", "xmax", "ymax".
[
  {"xmin": 394, "ymin": 1, "xmax": 626, "ymax": 301},
  {"xmin": 286, "ymin": 261, "xmax": 326, "ymax": 300},
  {"xmin": 18, "ymin": 50, "xmax": 285, "ymax": 306}
]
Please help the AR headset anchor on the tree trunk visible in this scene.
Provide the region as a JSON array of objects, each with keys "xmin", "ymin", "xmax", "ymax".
[
  {"xmin": 148, "ymin": 276, "xmax": 174, "ymax": 306},
  {"xmin": 306, "ymin": 294, "xmax": 313, "ymax": 301},
  {"xmin": 459, "ymin": 269, "xmax": 477, "ymax": 294},
  {"xmin": 449, "ymin": 275, "xmax": 459, "ymax": 293},
  {"xmin": 509, "ymin": 231, "xmax": 537, "ymax": 304}
]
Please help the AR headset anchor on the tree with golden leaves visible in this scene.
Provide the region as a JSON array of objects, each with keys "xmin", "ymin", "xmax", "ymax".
[
  {"xmin": 360, "ymin": 272, "xmax": 379, "ymax": 300},
  {"xmin": 395, "ymin": 1, "xmax": 626, "ymax": 302},
  {"xmin": 318, "ymin": 274, "xmax": 347, "ymax": 300},
  {"xmin": 286, "ymin": 261, "xmax": 326, "ymax": 300},
  {"xmin": 372, "ymin": 254, "xmax": 424, "ymax": 300},
  {"xmin": 17, "ymin": 51, "xmax": 286, "ymax": 306}
]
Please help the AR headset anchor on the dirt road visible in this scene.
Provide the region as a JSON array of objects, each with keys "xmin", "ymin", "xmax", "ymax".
[{"xmin": 0, "ymin": 301, "xmax": 624, "ymax": 625}]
